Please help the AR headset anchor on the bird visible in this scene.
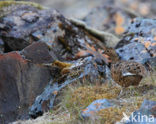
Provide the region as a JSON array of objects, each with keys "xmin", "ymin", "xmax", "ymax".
[{"xmin": 103, "ymin": 47, "xmax": 147, "ymax": 97}]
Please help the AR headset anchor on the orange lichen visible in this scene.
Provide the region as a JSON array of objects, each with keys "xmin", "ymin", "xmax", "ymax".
[
  {"xmin": 134, "ymin": 37, "xmax": 139, "ymax": 41},
  {"xmin": 82, "ymin": 108, "xmax": 88, "ymax": 112},
  {"xmin": 75, "ymin": 50, "xmax": 89, "ymax": 58},
  {"xmin": 144, "ymin": 41, "xmax": 151, "ymax": 48},
  {"xmin": 53, "ymin": 90, "xmax": 58, "ymax": 95},
  {"xmin": 94, "ymin": 103, "xmax": 101, "ymax": 109},
  {"xmin": 115, "ymin": 26, "xmax": 125, "ymax": 35},
  {"xmin": 114, "ymin": 13, "xmax": 125, "ymax": 35},
  {"xmin": 75, "ymin": 43, "xmax": 96, "ymax": 58},
  {"xmin": 75, "ymin": 43, "xmax": 110, "ymax": 63},
  {"xmin": 151, "ymin": 42, "xmax": 156, "ymax": 46},
  {"xmin": 139, "ymin": 4, "xmax": 150, "ymax": 16},
  {"xmin": 153, "ymin": 36, "xmax": 156, "ymax": 41},
  {"xmin": 115, "ymin": 13, "xmax": 124, "ymax": 26}
]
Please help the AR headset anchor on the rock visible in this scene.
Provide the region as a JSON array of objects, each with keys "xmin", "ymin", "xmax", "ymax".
[
  {"xmin": 144, "ymin": 57, "xmax": 156, "ymax": 70},
  {"xmin": 0, "ymin": 2, "xmax": 110, "ymax": 122},
  {"xmin": 0, "ymin": 39, "xmax": 4, "ymax": 53},
  {"xmin": 21, "ymin": 42, "xmax": 54, "ymax": 64},
  {"xmin": 0, "ymin": 2, "xmax": 106, "ymax": 61},
  {"xmin": 116, "ymin": 42, "xmax": 151, "ymax": 63},
  {"xmin": 29, "ymin": 56, "xmax": 108, "ymax": 118},
  {"xmin": 29, "ymin": 83, "xmax": 59, "ymax": 118},
  {"xmin": 83, "ymin": 4, "xmax": 135, "ymax": 36},
  {"xmin": 0, "ymin": 3, "xmax": 54, "ymax": 51},
  {"xmin": 81, "ymin": 99, "xmax": 115, "ymax": 118},
  {"xmin": 0, "ymin": 42, "xmax": 53, "ymax": 124},
  {"xmin": 115, "ymin": 0, "xmax": 156, "ymax": 18},
  {"xmin": 69, "ymin": 18, "xmax": 120, "ymax": 48},
  {"xmin": 124, "ymin": 99, "xmax": 156, "ymax": 124},
  {"xmin": 116, "ymin": 18, "xmax": 156, "ymax": 64}
]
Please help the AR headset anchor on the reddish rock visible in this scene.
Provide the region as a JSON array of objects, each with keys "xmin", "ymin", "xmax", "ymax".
[
  {"xmin": 0, "ymin": 42, "xmax": 53, "ymax": 123},
  {"xmin": 21, "ymin": 42, "xmax": 54, "ymax": 64}
]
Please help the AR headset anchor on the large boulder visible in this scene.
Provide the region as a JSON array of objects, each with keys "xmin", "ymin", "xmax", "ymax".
[
  {"xmin": 0, "ymin": 2, "xmax": 109, "ymax": 123},
  {"xmin": 83, "ymin": 4, "xmax": 135, "ymax": 36},
  {"xmin": 29, "ymin": 56, "xmax": 108, "ymax": 118},
  {"xmin": 0, "ymin": 42, "xmax": 53, "ymax": 123},
  {"xmin": 0, "ymin": 2, "xmax": 106, "ymax": 61},
  {"xmin": 116, "ymin": 18, "xmax": 156, "ymax": 65}
]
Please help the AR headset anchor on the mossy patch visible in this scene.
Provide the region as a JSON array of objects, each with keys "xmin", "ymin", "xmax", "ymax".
[
  {"xmin": 0, "ymin": 1, "xmax": 46, "ymax": 10},
  {"xmin": 53, "ymin": 60, "xmax": 72, "ymax": 69}
]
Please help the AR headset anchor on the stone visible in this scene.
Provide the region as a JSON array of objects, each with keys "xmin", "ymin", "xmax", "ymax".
[
  {"xmin": 116, "ymin": 18, "xmax": 156, "ymax": 64},
  {"xmin": 0, "ymin": 39, "xmax": 4, "ymax": 53},
  {"xmin": 0, "ymin": 42, "xmax": 54, "ymax": 123},
  {"xmin": 83, "ymin": 4, "xmax": 135, "ymax": 36},
  {"xmin": 21, "ymin": 42, "xmax": 54, "ymax": 64},
  {"xmin": 81, "ymin": 99, "xmax": 115, "ymax": 118},
  {"xmin": 0, "ymin": 3, "xmax": 105, "ymax": 62},
  {"xmin": 29, "ymin": 56, "xmax": 108, "ymax": 118}
]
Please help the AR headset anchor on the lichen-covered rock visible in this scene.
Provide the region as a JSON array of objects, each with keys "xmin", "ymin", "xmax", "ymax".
[
  {"xmin": 0, "ymin": 2, "xmax": 105, "ymax": 61},
  {"xmin": 83, "ymin": 4, "xmax": 135, "ymax": 35},
  {"xmin": 29, "ymin": 56, "xmax": 108, "ymax": 118},
  {"xmin": 0, "ymin": 2, "xmax": 110, "ymax": 123},
  {"xmin": 115, "ymin": 0, "xmax": 156, "ymax": 18},
  {"xmin": 82, "ymin": 0, "xmax": 156, "ymax": 36},
  {"xmin": 0, "ymin": 4, "xmax": 56, "ymax": 51},
  {"xmin": 0, "ymin": 42, "xmax": 54, "ymax": 124},
  {"xmin": 116, "ymin": 18, "xmax": 156, "ymax": 64},
  {"xmin": 81, "ymin": 99, "xmax": 115, "ymax": 118}
]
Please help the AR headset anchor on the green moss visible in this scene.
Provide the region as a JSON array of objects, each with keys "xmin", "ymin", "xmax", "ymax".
[{"xmin": 0, "ymin": 1, "xmax": 47, "ymax": 10}]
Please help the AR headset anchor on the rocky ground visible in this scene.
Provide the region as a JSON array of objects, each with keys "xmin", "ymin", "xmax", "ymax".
[{"xmin": 0, "ymin": 0, "xmax": 155, "ymax": 124}]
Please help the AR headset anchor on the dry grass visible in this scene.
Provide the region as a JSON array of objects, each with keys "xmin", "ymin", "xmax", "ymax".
[
  {"xmin": 13, "ymin": 72, "xmax": 156, "ymax": 124},
  {"xmin": 55, "ymin": 72, "xmax": 156, "ymax": 124}
]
